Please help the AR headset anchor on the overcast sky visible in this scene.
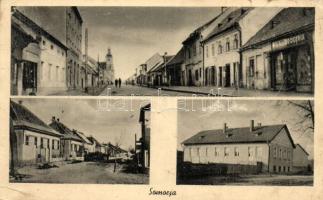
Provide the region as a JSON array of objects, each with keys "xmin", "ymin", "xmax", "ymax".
[
  {"xmin": 78, "ymin": 7, "xmax": 221, "ymax": 79},
  {"xmin": 14, "ymin": 99, "xmax": 150, "ymax": 150},
  {"xmin": 178, "ymin": 100, "xmax": 314, "ymax": 158}
]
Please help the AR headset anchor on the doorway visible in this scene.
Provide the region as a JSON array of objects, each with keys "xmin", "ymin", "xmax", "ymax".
[
  {"xmin": 22, "ymin": 61, "xmax": 37, "ymax": 93},
  {"xmin": 225, "ymin": 64, "xmax": 231, "ymax": 87}
]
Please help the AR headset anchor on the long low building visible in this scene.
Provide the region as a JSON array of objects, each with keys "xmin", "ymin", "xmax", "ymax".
[{"xmin": 182, "ymin": 120, "xmax": 309, "ymax": 174}]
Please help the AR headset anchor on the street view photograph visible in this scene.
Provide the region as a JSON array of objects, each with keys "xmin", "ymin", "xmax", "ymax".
[
  {"xmin": 11, "ymin": 6, "xmax": 314, "ymax": 96},
  {"xmin": 9, "ymin": 98, "xmax": 151, "ymax": 184},
  {"xmin": 177, "ymin": 99, "xmax": 314, "ymax": 185}
]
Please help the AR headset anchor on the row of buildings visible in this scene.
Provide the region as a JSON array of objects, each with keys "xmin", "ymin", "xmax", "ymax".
[
  {"xmin": 128, "ymin": 7, "xmax": 314, "ymax": 93},
  {"xmin": 182, "ymin": 120, "xmax": 310, "ymax": 174},
  {"xmin": 9, "ymin": 100, "xmax": 136, "ymax": 167},
  {"xmin": 11, "ymin": 7, "xmax": 115, "ymax": 95}
]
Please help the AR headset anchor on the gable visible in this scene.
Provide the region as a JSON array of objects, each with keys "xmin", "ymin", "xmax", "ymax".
[{"xmin": 270, "ymin": 126, "xmax": 294, "ymax": 148}]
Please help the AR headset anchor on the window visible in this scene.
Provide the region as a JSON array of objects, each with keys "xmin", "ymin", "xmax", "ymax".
[
  {"xmin": 56, "ymin": 66, "xmax": 59, "ymax": 81},
  {"xmin": 273, "ymin": 165, "xmax": 276, "ymax": 172},
  {"xmin": 288, "ymin": 167, "xmax": 290, "ymax": 172},
  {"xmin": 248, "ymin": 147, "xmax": 254, "ymax": 159},
  {"xmin": 278, "ymin": 166, "xmax": 281, "ymax": 172},
  {"xmin": 233, "ymin": 34, "xmax": 239, "ymax": 49},
  {"xmin": 47, "ymin": 139, "xmax": 50, "ymax": 149},
  {"xmin": 43, "ymin": 40, "xmax": 46, "ymax": 46},
  {"xmin": 224, "ymin": 147, "xmax": 229, "ymax": 157},
  {"xmin": 273, "ymin": 147, "xmax": 277, "ymax": 158},
  {"xmin": 249, "ymin": 58, "xmax": 255, "ymax": 77},
  {"xmin": 51, "ymin": 44, "xmax": 54, "ymax": 50},
  {"xmin": 187, "ymin": 49, "xmax": 191, "ymax": 59},
  {"xmin": 214, "ymin": 147, "xmax": 218, "ymax": 156},
  {"xmin": 193, "ymin": 44, "xmax": 196, "ymax": 56},
  {"xmin": 211, "ymin": 44, "xmax": 215, "ymax": 56},
  {"xmin": 206, "ymin": 45, "xmax": 209, "ymax": 58},
  {"xmin": 205, "ymin": 147, "xmax": 208, "ymax": 156},
  {"xmin": 234, "ymin": 147, "xmax": 239, "ymax": 156},
  {"xmin": 199, "ymin": 68, "xmax": 202, "ymax": 78},
  {"xmin": 197, "ymin": 147, "xmax": 200, "ymax": 157},
  {"xmin": 283, "ymin": 166, "xmax": 286, "ymax": 172},
  {"xmin": 279, "ymin": 148, "xmax": 282, "ymax": 159},
  {"xmin": 189, "ymin": 148, "xmax": 192, "ymax": 161},
  {"xmin": 226, "ymin": 38, "xmax": 230, "ymax": 51},
  {"xmin": 41, "ymin": 138, "xmax": 44, "ymax": 148},
  {"xmin": 25, "ymin": 135, "xmax": 29, "ymax": 145},
  {"xmin": 34, "ymin": 137, "xmax": 37, "ymax": 147},
  {"xmin": 48, "ymin": 64, "xmax": 52, "ymax": 80},
  {"xmin": 218, "ymin": 43, "xmax": 223, "ymax": 54},
  {"xmin": 52, "ymin": 140, "xmax": 55, "ymax": 149},
  {"xmin": 195, "ymin": 70, "xmax": 199, "ymax": 81}
]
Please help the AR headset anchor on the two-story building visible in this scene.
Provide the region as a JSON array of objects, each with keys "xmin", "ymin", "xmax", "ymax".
[
  {"xmin": 11, "ymin": 8, "xmax": 68, "ymax": 95},
  {"xmin": 182, "ymin": 120, "xmax": 296, "ymax": 174},
  {"xmin": 202, "ymin": 7, "xmax": 282, "ymax": 88}
]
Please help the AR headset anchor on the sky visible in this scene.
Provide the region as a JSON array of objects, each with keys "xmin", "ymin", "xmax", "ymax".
[
  {"xmin": 13, "ymin": 99, "xmax": 150, "ymax": 150},
  {"xmin": 178, "ymin": 100, "xmax": 314, "ymax": 158},
  {"xmin": 78, "ymin": 7, "xmax": 221, "ymax": 79}
]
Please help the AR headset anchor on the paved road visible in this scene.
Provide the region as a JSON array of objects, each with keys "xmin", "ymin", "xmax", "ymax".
[
  {"xmin": 12, "ymin": 162, "xmax": 148, "ymax": 184},
  {"xmin": 100, "ymin": 85, "xmax": 208, "ymax": 96}
]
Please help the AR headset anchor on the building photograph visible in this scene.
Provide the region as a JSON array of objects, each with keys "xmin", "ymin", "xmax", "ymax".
[
  {"xmin": 177, "ymin": 99, "xmax": 314, "ymax": 185},
  {"xmin": 11, "ymin": 6, "xmax": 314, "ymax": 96},
  {"xmin": 10, "ymin": 98, "xmax": 150, "ymax": 184}
]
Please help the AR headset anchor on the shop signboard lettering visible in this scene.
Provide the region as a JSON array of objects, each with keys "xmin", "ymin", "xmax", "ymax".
[{"xmin": 272, "ymin": 34, "xmax": 306, "ymax": 50}]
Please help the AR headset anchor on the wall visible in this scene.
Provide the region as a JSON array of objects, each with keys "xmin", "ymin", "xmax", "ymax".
[
  {"xmin": 241, "ymin": 43, "xmax": 272, "ymax": 89},
  {"xmin": 183, "ymin": 143, "xmax": 269, "ymax": 172},
  {"xmin": 293, "ymin": 145, "xmax": 309, "ymax": 168},
  {"xmin": 268, "ymin": 127, "xmax": 294, "ymax": 173},
  {"xmin": 38, "ymin": 36, "xmax": 67, "ymax": 95}
]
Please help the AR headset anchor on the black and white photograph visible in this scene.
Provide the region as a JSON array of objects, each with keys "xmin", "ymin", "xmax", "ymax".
[
  {"xmin": 9, "ymin": 98, "xmax": 150, "ymax": 184},
  {"xmin": 177, "ymin": 99, "xmax": 314, "ymax": 185},
  {"xmin": 11, "ymin": 7, "xmax": 314, "ymax": 96}
]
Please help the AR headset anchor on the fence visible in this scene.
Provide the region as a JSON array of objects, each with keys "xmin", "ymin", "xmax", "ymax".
[{"xmin": 178, "ymin": 162, "xmax": 263, "ymax": 178}]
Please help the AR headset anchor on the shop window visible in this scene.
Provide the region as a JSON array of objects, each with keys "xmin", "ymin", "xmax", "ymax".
[{"xmin": 25, "ymin": 135, "xmax": 29, "ymax": 145}]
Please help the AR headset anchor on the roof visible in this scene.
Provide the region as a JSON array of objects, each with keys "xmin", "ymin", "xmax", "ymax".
[
  {"xmin": 182, "ymin": 8, "xmax": 229, "ymax": 45},
  {"xmin": 242, "ymin": 8, "xmax": 314, "ymax": 50},
  {"xmin": 87, "ymin": 136, "xmax": 102, "ymax": 147},
  {"xmin": 166, "ymin": 47, "xmax": 184, "ymax": 66},
  {"xmin": 204, "ymin": 8, "xmax": 253, "ymax": 42},
  {"xmin": 49, "ymin": 119, "xmax": 83, "ymax": 142},
  {"xmin": 10, "ymin": 101, "xmax": 62, "ymax": 137},
  {"xmin": 182, "ymin": 124, "xmax": 295, "ymax": 147},
  {"xmin": 72, "ymin": 7, "xmax": 83, "ymax": 24},
  {"xmin": 12, "ymin": 8, "xmax": 68, "ymax": 50},
  {"xmin": 106, "ymin": 143, "xmax": 128, "ymax": 153},
  {"xmin": 74, "ymin": 131, "xmax": 92, "ymax": 144},
  {"xmin": 151, "ymin": 55, "xmax": 174, "ymax": 72},
  {"xmin": 295, "ymin": 144, "xmax": 309, "ymax": 156}
]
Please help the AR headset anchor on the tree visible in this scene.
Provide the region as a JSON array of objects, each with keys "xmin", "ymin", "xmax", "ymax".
[{"xmin": 288, "ymin": 100, "xmax": 314, "ymax": 134}]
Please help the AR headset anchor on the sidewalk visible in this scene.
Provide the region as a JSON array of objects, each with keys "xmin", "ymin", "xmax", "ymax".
[{"xmin": 154, "ymin": 86, "xmax": 314, "ymax": 97}]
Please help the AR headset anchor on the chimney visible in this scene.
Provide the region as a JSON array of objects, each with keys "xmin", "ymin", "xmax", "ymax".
[
  {"xmin": 223, "ymin": 123, "xmax": 227, "ymax": 134},
  {"xmin": 52, "ymin": 116, "xmax": 56, "ymax": 122},
  {"xmin": 250, "ymin": 120, "xmax": 254, "ymax": 132}
]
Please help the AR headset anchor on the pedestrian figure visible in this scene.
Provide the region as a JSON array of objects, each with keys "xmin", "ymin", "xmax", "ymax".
[
  {"xmin": 118, "ymin": 78, "xmax": 122, "ymax": 88},
  {"xmin": 115, "ymin": 79, "xmax": 118, "ymax": 88}
]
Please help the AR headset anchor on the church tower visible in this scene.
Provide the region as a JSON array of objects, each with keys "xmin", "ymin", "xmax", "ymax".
[{"xmin": 105, "ymin": 48, "xmax": 114, "ymax": 82}]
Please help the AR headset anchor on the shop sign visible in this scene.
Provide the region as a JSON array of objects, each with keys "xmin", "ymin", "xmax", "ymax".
[{"xmin": 272, "ymin": 34, "xmax": 306, "ymax": 50}]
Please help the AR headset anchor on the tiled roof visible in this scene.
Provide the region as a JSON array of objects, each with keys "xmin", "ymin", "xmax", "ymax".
[
  {"xmin": 10, "ymin": 101, "xmax": 62, "ymax": 137},
  {"xmin": 167, "ymin": 47, "xmax": 184, "ymax": 66},
  {"xmin": 242, "ymin": 8, "xmax": 314, "ymax": 49},
  {"xmin": 49, "ymin": 120, "xmax": 83, "ymax": 142},
  {"xmin": 182, "ymin": 124, "xmax": 295, "ymax": 147},
  {"xmin": 151, "ymin": 55, "xmax": 174, "ymax": 72},
  {"xmin": 204, "ymin": 7, "xmax": 253, "ymax": 42}
]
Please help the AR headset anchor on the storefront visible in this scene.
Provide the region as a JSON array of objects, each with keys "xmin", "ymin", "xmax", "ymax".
[{"xmin": 269, "ymin": 32, "xmax": 314, "ymax": 93}]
